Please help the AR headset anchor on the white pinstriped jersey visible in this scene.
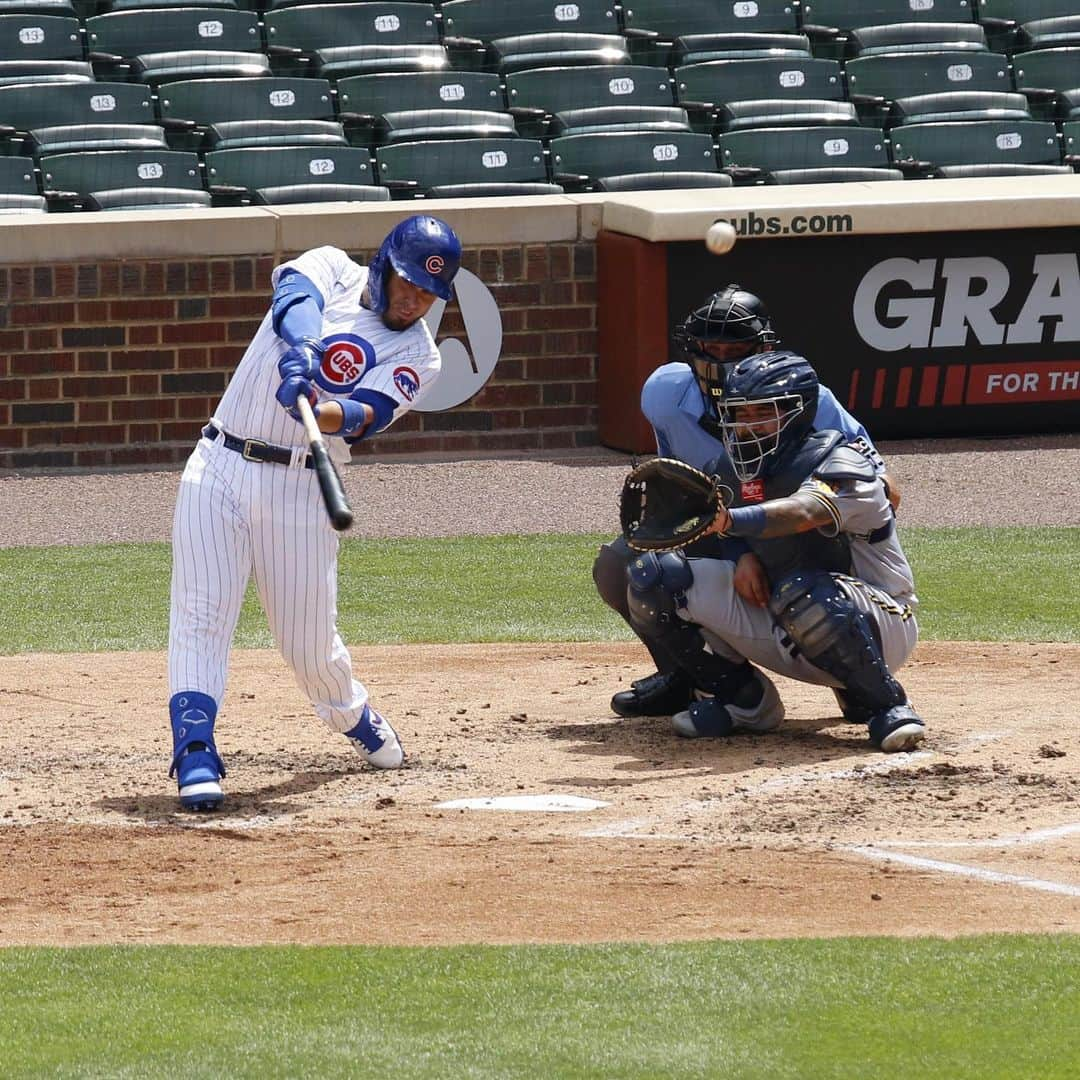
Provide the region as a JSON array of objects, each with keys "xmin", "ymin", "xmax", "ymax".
[{"xmin": 212, "ymin": 245, "xmax": 441, "ymax": 464}]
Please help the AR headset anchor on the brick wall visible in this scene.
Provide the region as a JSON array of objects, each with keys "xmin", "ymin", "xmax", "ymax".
[{"xmin": 0, "ymin": 240, "xmax": 599, "ymax": 469}]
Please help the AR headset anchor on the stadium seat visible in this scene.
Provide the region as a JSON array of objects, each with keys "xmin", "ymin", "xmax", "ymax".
[
  {"xmin": 0, "ymin": 80, "xmax": 154, "ymax": 153},
  {"xmin": 975, "ymin": 0, "xmax": 1080, "ymax": 51},
  {"xmin": 715, "ymin": 98, "xmax": 859, "ymax": 134},
  {"xmin": 802, "ymin": 0, "xmax": 978, "ymax": 57},
  {"xmin": 504, "ymin": 63, "xmax": 673, "ymax": 137},
  {"xmin": 716, "ymin": 124, "xmax": 892, "ymax": 183},
  {"xmin": 767, "ymin": 165, "xmax": 903, "ymax": 183},
  {"xmin": 671, "ymin": 32, "xmax": 813, "ymax": 67},
  {"xmin": 156, "ymin": 76, "xmax": 336, "ymax": 149},
  {"xmin": 548, "ymin": 129, "xmax": 721, "ymax": 189},
  {"xmin": 886, "ymin": 89, "xmax": 1033, "ymax": 127},
  {"xmin": 620, "ymin": 0, "xmax": 800, "ymax": 66},
  {"xmin": 85, "ymin": 7, "xmax": 268, "ymax": 83},
  {"xmin": 1014, "ymin": 15, "xmax": 1080, "ymax": 52},
  {"xmin": 0, "ymin": 152, "xmax": 45, "ymax": 211},
  {"xmin": 374, "ymin": 107, "xmax": 515, "ymax": 142},
  {"xmin": 1059, "ymin": 87, "xmax": 1080, "ymax": 120},
  {"xmin": 545, "ymin": 104, "xmax": 691, "ymax": 137},
  {"xmin": 0, "ymin": 58, "xmax": 90, "ymax": 83},
  {"xmin": 1011, "ymin": 46, "xmax": 1080, "ymax": 119},
  {"xmin": 1063, "ymin": 118, "xmax": 1080, "ymax": 162},
  {"xmin": 0, "ymin": 13, "xmax": 81, "ymax": 60},
  {"xmin": 889, "ymin": 117, "xmax": 1064, "ymax": 175},
  {"xmin": 264, "ymin": 3, "xmax": 446, "ymax": 79},
  {"xmin": 101, "ymin": 0, "xmax": 239, "ymax": 9},
  {"xmin": 844, "ymin": 22, "xmax": 989, "ymax": 59},
  {"xmin": 845, "ymin": 50, "xmax": 1011, "ymax": 123},
  {"xmin": 205, "ymin": 144, "xmax": 379, "ymax": 202},
  {"xmin": 0, "ymin": 0, "xmax": 75, "ymax": 13},
  {"xmin": 486, "ymin": 32, "xmax": 630, "ymax": 74},
  {"xmin": 39, "ymin": 147, "xmax": 210, "ymax": 210},
  {"xmin": 374, "ymin": 135, "xmax": 562, "ymax": 197},
  {"xmin": 439, "ymin": 0, "xmax": 619, "ymax": 43},
  {"xmin": 590, "ymin": 170, "xmax": 732, "ymax": 190}
]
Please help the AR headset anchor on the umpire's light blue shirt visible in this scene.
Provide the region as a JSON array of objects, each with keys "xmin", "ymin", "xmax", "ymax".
[{"xmin": 641, "ymin": 363, "xmax": 881, "ymax": 472}]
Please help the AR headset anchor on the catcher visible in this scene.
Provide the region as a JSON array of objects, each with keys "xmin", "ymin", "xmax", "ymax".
[
  {"xmin": 619, "ymin": 350, "xmax": 924, "ymax": 753},
  {"xmin": 595, "ymin": 284, "xmax": 898, "ymax": 720}
]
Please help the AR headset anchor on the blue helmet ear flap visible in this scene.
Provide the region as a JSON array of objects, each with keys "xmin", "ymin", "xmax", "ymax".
[{"xmin": 367, "ymin": 215, "xmax": 461, "ymax": 316}]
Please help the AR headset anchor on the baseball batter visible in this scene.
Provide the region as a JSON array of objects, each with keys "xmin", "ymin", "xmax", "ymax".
[
  {"xmin": 626, "ymin": 350, "xmax": 924, "ymax": 753},
  {"xmin": 167, "ymin": 214, "xmax": 463, "ymax": 810}
]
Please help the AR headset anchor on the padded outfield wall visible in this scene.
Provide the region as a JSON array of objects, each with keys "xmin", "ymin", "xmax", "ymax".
[{"xmin": 2, "ymin": 177, "xmax": 1079, "ymax": 469}]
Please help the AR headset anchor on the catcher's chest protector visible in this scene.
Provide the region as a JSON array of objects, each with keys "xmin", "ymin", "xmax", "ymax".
[{"xmin": 713, "ymin": 430, "xmax": 851, "ymax": 581}]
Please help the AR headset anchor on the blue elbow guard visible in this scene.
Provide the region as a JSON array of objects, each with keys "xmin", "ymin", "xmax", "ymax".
[
  {"xmin": 272, "ymin": 270, "xmax": 325, "ymax": 344},
  {"xmin": 346, "ymin": 389, "xmax": 397, "ymax": 438}
]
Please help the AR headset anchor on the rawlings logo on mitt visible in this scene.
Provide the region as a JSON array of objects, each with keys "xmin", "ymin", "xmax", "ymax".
[{"xmin": 619, "ymin": 458, "xmax": 727, "ymax": 552}]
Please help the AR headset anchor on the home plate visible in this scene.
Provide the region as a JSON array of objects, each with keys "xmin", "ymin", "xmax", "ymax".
[{"xmin": 435, "ymin": 795, "xmax": 610, "ymax": 813}]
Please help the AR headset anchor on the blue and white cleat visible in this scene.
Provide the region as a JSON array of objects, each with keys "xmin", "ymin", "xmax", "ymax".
[
  {"xmin": 173, "ymin": 744, "xmax": 225, "ymax": 811},
  {"xmin": 345, "ymin": 705, "xmax": 404, "ymax": 770}
]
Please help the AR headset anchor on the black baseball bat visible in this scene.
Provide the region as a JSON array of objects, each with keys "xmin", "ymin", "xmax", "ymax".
[{"xmin": 295, "ymin": 396, "xmax": 354, "ymax": 531}]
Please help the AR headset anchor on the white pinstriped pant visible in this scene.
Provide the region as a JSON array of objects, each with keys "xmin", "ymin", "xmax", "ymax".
[{"xmin": 168, "ymin": 434, "xmax": 367, "ymax": 733}]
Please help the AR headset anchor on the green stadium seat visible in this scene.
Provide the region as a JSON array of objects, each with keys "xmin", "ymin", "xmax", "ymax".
[
  {"xmin": 928, "ymin": 161, "xmax": 1073, "ymax": 176},
  {"xmin": 85, "ymin": 8, "xmax": 268, "ymax": 83},
  {"xmin": 1015, "ymin": 15, "xmax": 1080, "ymax": 51},
  {"xmin": 621, "ymin": 0, "xmax": 800, "ymax": 66},
  {"xmin": 889, "ymin": 117, "xmax": 1063, "ymax": 174},
  {"xmin": 671, "ymin": 32, "xmax": 812, "ymax": 67},
  {"xmin": 0, "ymin": 13, "xmax": 81, "ymax": 60},
  {"xmin": 845, "ymin": 50, "xmax": 1010, "ymax": 123},
  {"xmin": 439, "ymin": 0, "xmax": 619, "ymax": 42},
  {"xmin": 375, "ymin": 135, "xmax": 562, "ymax": 197},
  {"xmin": 205, "ymin": 144, "xmax": 378, "ymax": 201},
  {"xmin": 1011, "ymin": 46, "xmax": 1080, "ymax": 119},
  {"xmin": 251, "ymin": 183, "xmax": 390, "ymax": 205},
  {"xmin": 803, "ymin": 0, "xmax": 978, "ymax": 57},
  {"xmin": 39, "ymin": 147, "xmax": 209, "ymax": 210},
  {"xmin": 487, "ymin": 32, "xmax": 630, "ymax": 74},
  {"xmin": 103, "ymin": 0, "xmax": 239, "ymax": 9},
  {"xmin": 844, "ymin": 21, "xmax": 989, "ymax": 58},
  {"xmin": 27, "ymin": 122, "xmax": 168, "ymax": 154},
  {"xmin": 676, "ymin": 56, "xmax": 844, "ymax": 107},
  {"xmin": 0, "ymin": 0, "xmax": 75, "ymax": 15},
  {"xmin": 0, "ymin": 153, "xmax": 45, "ymax": 211},
  {"xmin": 0, "ymin": 58, "xmax": 90, "ymax": 83},
  {"xmin": 975, "ymin": 0, "xmax": 1080, "ymax": 51},
  {"xmin": 374, "ymin": 107, "xmax": 515, "ymax": 142},
  {"xmin": 549, "ymin": 129, "xmax": 720, "ymax": 189},
  {"xmin": 203, "ymin": 119, "xmax": 350, "ymax": 151},
  {"xmin": 336, "ymin": 70, "xmax": 503, "ymax": 118},
  {"xmin": 591, "ymin": 170, "xmax": 732, "ymax": 190},
  {"xmin": 0, "ymin": 80, "xmax": 153, "ymax": 148},
  {"xmin": 768, "ymin": 166, "xmax": 904, "ymax": 183},
  {"xmin": 716, "ymin": 98, "xmax": 859, "ymax": 133},
  {"xmin": 156, "ymin": 76, "xmax": 336, "ymax": 148},
  {"xmin": 886, "ymin": 89, "xmax": 1032, "ymax": 126},
  {"xmin": 716, "ymin": 124, "xmax": 891, "ymax": 182},
  {"xmin": 264, "ymin": 3, "xmax": 446, "ymax": 79},
  {"xmin": 1062, "ymin": 117, "xmax": 1080, "ymax": 161},
  {"xmin": 504, "ymin": 63, "xmax": 673, "ymax": 136},
  {"xmin": 1059, "ymin": 87, "xmax": 1080, "ymax": 119},
  {"xmin": 546, "ymin": 104, "xmax": 691, "ymax": 137}
]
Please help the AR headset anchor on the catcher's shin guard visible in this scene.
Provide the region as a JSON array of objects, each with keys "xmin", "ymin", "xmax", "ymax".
[
  {"xmin": 169, "ymin": 691, "xmax": 225, "ymax": 811},
  {"xmin": 769, "ymin": 572, "xmax": 924, "ymax": 750},
  {"xmin": 625, "ymin": 551, "xmax": 749, "ymax": 695}
]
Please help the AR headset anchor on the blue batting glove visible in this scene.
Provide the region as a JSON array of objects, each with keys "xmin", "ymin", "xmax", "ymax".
[
  {"xmin": 277, "ymin": 336, "xmax": 324, "ymax": 381},
  {"xmin": 276, "ymin": 375, "xmax": 314, "ymax": 415}
]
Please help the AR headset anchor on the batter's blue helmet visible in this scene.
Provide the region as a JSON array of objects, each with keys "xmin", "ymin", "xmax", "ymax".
[
  {"xmin": 718, "ymin": 350, "xmax": 819, "ymax": 481},
  {"xmin": 368, "ymin": 214, "xmax": 462, "ymax": 315}
]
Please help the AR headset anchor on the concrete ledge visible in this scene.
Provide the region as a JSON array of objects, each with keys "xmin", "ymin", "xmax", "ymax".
[{"xmin": 599, "ymin": 175, "xmax": 1080, "ymax": 243}]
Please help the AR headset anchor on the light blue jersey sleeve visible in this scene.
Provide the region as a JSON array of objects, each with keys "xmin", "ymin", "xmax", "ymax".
[{"xmin": 816, "ymin": 386, "xmax": 886, "ymax": 472}]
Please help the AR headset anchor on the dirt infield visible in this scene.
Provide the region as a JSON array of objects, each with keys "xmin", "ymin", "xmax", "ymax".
[{"xmin": 1, "ymin": 640, "xmax": 1077, "ymax": 945}]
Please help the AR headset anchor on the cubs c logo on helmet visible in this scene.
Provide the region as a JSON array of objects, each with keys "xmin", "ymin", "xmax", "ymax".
[
  {"xmin": 393, "ymin": 365, "xmax": 421, "ymax": 401},
  {"xmin": 315, "ymin": 333, "xmax": 376, "ymax": 392},
  {"xmin": 425, "ymin": 254, "xmax": 445, "ymax": 276}
]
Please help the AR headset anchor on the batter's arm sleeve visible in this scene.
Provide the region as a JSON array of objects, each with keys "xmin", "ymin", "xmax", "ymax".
[{"xmin": 271, "ymin": 269, "xmax": 324, "ymax": 345}]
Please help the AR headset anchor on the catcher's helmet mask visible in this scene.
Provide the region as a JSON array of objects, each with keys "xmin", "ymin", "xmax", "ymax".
[
  {"xmin": 673, "ymin": 285, "xmax": 778, "ymax": 420},
  {"xmin": 719, "ymin": 351, "xmax": 819, "ymax": 482},
  {"xmin": 367, "ymin": 214, "xmax": 462, "ymax": 318}
]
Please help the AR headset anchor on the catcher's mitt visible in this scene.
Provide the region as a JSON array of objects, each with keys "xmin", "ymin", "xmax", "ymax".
[{"xmin": 619, "ymin": 457, "xmax": 725, "ymax": 552}]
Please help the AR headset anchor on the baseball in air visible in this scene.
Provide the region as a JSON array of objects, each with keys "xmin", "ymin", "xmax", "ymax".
[{"xmin": 705, "ymin": 221, "xmax": 737, "ymax": 255}]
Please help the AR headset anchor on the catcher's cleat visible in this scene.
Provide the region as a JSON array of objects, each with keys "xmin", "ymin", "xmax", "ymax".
[
  {"xmin": 346, "ymin": 705, "xmax": 404, "ymax": 769},
  {"xmin": 611, "ymin": 670, "xmax": 694, "ymax": 718},
  {"xmin": 672, "ymin": 670, "xmax": 784, "ymax": 737},
  {"xmin": 869, "ymin": 704, "xmax": 925, "ymax": 753},
  {"xmin": 173, "ymin": 744, "xmax": 225, "ymax": 811}
]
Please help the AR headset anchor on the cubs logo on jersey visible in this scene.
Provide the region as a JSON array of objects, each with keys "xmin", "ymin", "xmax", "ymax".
[
  {"xmin": 393, "ymin": 365, "xmax": 421, "ymax": 401},
  {"xmin": 315, "ymin": 333, "xmax": 376, "ymax": 392}
]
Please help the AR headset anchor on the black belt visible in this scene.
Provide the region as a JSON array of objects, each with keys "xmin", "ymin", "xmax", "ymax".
[{"xmin": 203, "ymin": 423, "xmax": 313, "ymax": 469}]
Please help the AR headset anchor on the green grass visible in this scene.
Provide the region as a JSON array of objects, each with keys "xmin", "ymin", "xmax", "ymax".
[
  {"xmin": 0, "ymin": 936, "xmax": 1075, "ymax": 1078},
  {"xmin": 0, "ymin": 528, "xmax": 1076, "ymax": 654}
]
